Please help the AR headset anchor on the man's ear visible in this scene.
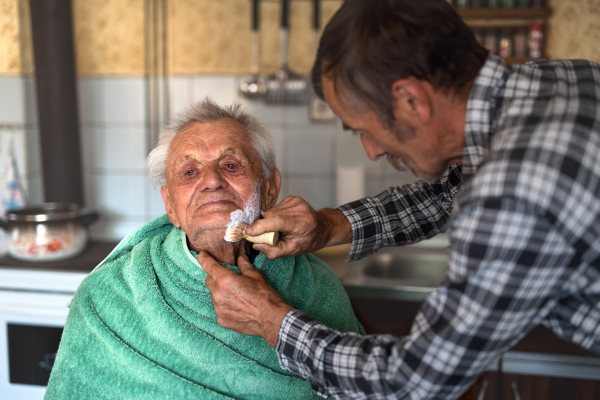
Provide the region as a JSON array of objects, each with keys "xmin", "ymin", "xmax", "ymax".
[
  {"xmin": 390, "ymin": 78, "xmax": 432, "ymax": 127},
  {"xmin": 161, "ymin": 185, "xmax": 180, "ymax": 228},
  {"xmin": 261, "ymin": 168, "xmax": 281, "ymax": 211}
]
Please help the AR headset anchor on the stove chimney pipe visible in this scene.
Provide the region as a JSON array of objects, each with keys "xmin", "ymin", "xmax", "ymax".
[{"xmin": 29, "ymin": 0, "xmax": 84, "ymax": 206}]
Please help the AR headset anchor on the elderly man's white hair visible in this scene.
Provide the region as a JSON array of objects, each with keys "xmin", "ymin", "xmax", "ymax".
[{"xmin": 148, "ymin": 98, "xmax": 276, "ymax": 186}]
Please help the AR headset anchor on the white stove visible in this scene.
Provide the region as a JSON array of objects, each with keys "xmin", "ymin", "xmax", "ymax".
[
  {"xmin": 0, "ymin": 241, "xmax": 116, "ymax": 400},
  {"xmin": 0, "ymin": 268, "xmax": 88, "ymax": 399}
]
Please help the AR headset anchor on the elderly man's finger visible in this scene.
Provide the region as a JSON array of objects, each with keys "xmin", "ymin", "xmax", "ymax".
[
  {"xmin": 237, "ymin": 254, "xmax": 268, "ymax": 282},
  {"xmin": 236, "ymin": 253, "xmax": 256, "ymax": 275},
  {"xmin": 198, "ymin": 250, "xmax": 233, "ymax": 279}
]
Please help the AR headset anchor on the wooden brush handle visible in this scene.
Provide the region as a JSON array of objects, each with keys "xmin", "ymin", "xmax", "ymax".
[{"xmin": 245, "ymin": 231, "xmax": 279, "ymax": 245}]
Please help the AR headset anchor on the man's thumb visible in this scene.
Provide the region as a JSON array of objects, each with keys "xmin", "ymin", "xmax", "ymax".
[{"xmin": 237, "ymin": 253, "xmax": 256, "ymax": 275}]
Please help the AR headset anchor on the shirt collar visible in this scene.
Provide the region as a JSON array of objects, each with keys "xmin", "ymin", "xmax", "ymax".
[{"xmin": 462, "ymin": 55, "xmax": 507, "ymax": 177}]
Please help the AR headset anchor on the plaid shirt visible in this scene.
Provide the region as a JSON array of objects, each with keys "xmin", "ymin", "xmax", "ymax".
[{"xmin": 276, "ymin": 55, "xmax": 600, "ymax": 399}]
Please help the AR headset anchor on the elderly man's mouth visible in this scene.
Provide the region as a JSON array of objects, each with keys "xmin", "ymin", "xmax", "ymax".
[{"xmin": 198, "ymin": 200, "xmax": 238, "ymax": 210}]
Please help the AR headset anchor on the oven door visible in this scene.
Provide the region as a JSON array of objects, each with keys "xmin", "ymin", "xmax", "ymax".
[{"xmin": 0, "ymin": 289, "xmax": 72, "ymax": 400}]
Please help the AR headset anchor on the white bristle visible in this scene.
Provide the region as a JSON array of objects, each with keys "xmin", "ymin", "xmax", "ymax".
[{"xmin": 224, "ymin": 222, "xmax": 247, "ymax": 243}]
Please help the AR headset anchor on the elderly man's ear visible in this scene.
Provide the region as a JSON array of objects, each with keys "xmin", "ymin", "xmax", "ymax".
[
  {"xmin": 261, "ymin": 168, "xmax": 281, "ymax": 212},
  {"xmin": 161, "ymin": 185, "xmax": 181, "ymax": 228}
]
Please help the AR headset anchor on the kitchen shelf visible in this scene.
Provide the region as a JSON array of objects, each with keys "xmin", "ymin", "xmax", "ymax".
[
  {"xmin": 457, "ymin": 7, "xmax": 551, "ymax": 19},
  {"xmin": 455, "ymin": 6, "xmax": 551, "ymax": 64},
  {"xmin": 505, "ymin": 56, "xmax": 535, "ymax": 65}
]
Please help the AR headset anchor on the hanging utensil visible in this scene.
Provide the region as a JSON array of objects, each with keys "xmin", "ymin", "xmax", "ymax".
[
  {"xmin": 312, "ymin": 0, "xmax": 320, "ymax": 53},
  {"xmin": 239, "ymin": 0, "xmax": 266, "ymax": 99},
  {"xmin": 265, "ymin": 0, "xmax": 311, "ymax": 105},
  {"xmin": 309, "ymin": 0, "xmax": 336, "ymax": 120}
]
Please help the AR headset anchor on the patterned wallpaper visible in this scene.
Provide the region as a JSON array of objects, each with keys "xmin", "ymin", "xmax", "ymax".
[
  {"xmin": 170, "ymin": 0, "xmax": 340, "ymax": 75},
  {"xmin": 546, "ymin": 0, "xmax": 600, "ymax": 63},
  {"xmin": 0, "ymin": 0, "xmax": 22, "ymax": 74},
  {"xmin": 0, "ymin": 0, "xmax": 598, "ymax": 76},
  {"xmin": 72, "ymin": 0, "xmax": 144, "ymax": 76}
]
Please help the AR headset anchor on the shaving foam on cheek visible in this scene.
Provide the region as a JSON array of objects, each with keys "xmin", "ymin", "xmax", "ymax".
[
  {"xmin": 224, "ymin": 182, "xmax": 261, "ymax": 242},
  {"xmin": 241, "ymin": 181, "xmax": 261, "ymax": 224}
]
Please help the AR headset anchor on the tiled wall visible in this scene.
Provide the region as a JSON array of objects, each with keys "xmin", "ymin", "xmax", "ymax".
[
  {"xmin": 0, "ymin": 76, "xmax": 43, "ymax": 208},
  {"xmin": 0, "ymin": 74, "xmax": 417, "ymax": 241}
]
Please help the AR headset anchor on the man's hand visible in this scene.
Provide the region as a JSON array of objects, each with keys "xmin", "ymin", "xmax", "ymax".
[
  {"xmin": 198, "ymin": 251, "xmax": 294, "ymax": 347},
  {"xmin": 246, "ymin": 196, "xmax": 352, "ymax": 259}
]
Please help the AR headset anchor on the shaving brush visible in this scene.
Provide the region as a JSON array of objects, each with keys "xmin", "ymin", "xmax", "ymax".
[{"xmin": 224, "ymin": 222, "xmax": 279, "ymax": 245}]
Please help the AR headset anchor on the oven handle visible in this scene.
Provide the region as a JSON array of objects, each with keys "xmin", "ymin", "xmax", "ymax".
[{"xmin": 0, "ymin": 302, "xmax": 70, "ymax": 319}]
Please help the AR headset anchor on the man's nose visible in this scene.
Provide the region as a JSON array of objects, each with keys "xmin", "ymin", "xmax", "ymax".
[
  {"xmin": 360, "ymin": 133, "xmax": 387, "ymax": 161},
  {"xmin": 199, "ymin": 165, "xmax": 227, "ymax": 191}
]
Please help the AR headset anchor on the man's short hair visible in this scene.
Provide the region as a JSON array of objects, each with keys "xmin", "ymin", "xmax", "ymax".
[
  {"xmin": 148, "ymin": 98, "xmax": 276, "ymax": 186},
  {"xmin": 311, "ymin": 0, "xmax": 488, "ymax": 127}
]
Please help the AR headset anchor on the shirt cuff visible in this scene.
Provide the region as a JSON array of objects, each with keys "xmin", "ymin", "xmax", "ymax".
[
  {"xmin": 276, "ymin": 310, "xmax": 331, "ymax": 397},
  {"xmin": 337, "ymin": 203, "xmax": 374, "ymax": 262},
  {"xmin": 276, "ymin": 310, "xmax": 319, "ymax": 375}
]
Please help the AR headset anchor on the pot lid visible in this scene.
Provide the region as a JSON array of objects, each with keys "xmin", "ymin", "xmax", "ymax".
[{"xmin": 6, "ymin": 202, "xmax": 90, "ymax": 222}]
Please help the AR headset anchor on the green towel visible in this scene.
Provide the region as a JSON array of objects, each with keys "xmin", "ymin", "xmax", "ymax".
[{"xmin": 45, "ymin": 214, "xmax": 364, "ymax": 400}]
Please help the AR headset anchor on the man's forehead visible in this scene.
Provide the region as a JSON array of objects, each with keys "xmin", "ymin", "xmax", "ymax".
[
  {"xmin": 173, "ymin": 147, "xmax": 241, "ymax": 164},
  {"xmin": 169, "ymin": 120, "xmax": 255, "ymax": 162}
]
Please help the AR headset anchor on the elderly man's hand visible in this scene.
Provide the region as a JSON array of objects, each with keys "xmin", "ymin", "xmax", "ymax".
[
  {"xmin": 199, "ymin": 251, "xmax": 294, "ymax": 347},
  {"xmin": 246, "ymin": 196, "xmax": 353, "ymax": 259}
]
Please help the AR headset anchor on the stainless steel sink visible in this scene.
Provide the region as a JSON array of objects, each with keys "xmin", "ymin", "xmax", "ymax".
[{"xmin": 341, "ymin": 245, "xmax": 449, "ymax": 301}]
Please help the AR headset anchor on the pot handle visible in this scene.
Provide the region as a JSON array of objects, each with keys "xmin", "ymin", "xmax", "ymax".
[
  {"xmin": 0, "ymin": 218, "xmax": 8, "ymax": 231},
  {"xmin": 81, "ymin": 211, "xmax": 99, "ymax": 227}
]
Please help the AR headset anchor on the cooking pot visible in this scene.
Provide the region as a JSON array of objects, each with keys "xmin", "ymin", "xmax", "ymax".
[{"xmin": 0, "ymin": 203, "xmax": 99, "ymax": 262}]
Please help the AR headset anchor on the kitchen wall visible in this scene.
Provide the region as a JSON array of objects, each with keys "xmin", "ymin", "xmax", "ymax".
[
  {"xmin": 72, "ymin": 74, "xmax": 414, "ymax": 240},
  {"xmin": 0, "ymin": 0, "xmax": 599, "ymax": 240}
]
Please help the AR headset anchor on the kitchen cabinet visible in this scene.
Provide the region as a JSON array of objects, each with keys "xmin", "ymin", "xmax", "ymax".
[
  {"xmin": 347, "ymin": 296, "xmax": 600, "ymax": 400},
  {"xmin": 469, "ymin": 361, "xmax": 600, "ymax": 400},
  {"xmin": 501, "ymin": 373, "xmax": 600, "ymax": 400}
]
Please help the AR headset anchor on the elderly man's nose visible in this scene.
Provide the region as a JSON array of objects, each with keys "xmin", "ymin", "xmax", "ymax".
[
  {"xmin": 199, "ymin": 165, "xmax": 227, "ymax": 190},
  {"xmin": 360, "ymin": 133, "xmax": 387, "ymax": 161}
]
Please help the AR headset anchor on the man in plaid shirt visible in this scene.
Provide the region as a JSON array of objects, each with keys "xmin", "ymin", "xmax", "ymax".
[{"xmin": 199, "ymin": 0, "xmax": 600, "ymax": 398}]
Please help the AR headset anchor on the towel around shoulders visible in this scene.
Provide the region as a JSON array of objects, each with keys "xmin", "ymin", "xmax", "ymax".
[{"xmin": 45, "ymin": 214, "xmax": 364, "ymax": 400}]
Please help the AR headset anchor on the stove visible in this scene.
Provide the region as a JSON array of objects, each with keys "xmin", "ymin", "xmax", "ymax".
[{"xmin": 0, "ymin": 241, "xmax": 118, "ymax": 399}]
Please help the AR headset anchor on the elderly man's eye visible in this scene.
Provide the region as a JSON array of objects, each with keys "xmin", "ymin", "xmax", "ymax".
[
  {"xmin": 186, "ymin": 170, "xmax": 195, "ymax": 176},
  {"xmin": 226, "ymin": 163, "xmax": 236, "ymax": 170}
]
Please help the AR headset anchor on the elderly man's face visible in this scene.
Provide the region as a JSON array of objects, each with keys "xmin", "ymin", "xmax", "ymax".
[{"xmin": 160, "ymin": 119, "xmax": 279, "ymax": 241}]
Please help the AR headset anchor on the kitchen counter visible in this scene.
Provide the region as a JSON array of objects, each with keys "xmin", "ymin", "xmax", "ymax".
[
  {"xmin": 312, "ymin": 242, "xmax": 600, "ymax": 362},
  {"xmin": 0, "ymin": 241, "xmax": 119, "ymax": 273}
]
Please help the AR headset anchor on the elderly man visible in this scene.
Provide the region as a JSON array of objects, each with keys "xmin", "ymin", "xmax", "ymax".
[{"xmin": 45, "ymin": 99, "xmax": 364, "ymax": 399}]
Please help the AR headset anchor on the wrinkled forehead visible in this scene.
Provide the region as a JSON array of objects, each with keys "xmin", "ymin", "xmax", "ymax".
[{"xmin": 167, "ymin": 119, "xmax": 258, "ymax": 163}]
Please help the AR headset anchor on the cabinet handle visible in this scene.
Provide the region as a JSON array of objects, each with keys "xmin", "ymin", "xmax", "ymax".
[
  {"xmin": 511, "ymin": 382, "xmax": 521, "ymax": 400},
  {"xmin": 477, "ymin": 379, "xmax": 489, "ymax": 400}
]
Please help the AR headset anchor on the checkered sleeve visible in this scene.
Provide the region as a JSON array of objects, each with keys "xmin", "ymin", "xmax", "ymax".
[
  {"xmin": 277, "ymin": 195, "xmax": 578, "ymax": 399},
  {"xmin": 339, "ymin": 164, "xmax": 462, "ymax": 261}
]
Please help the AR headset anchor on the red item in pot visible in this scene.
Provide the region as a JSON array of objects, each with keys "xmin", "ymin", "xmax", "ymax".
[
  {"xmin": 47, "ymin": 239, "xmax": 63, "ymax": 252},
  {"xmin": 28, "ymin": 243, "xmax": 39, "ymax": 255}
]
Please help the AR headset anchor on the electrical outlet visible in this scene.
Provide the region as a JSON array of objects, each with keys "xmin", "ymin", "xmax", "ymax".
[{"xmin": 310, "ymin": 97, "xmax": 336, "ymax": 121}]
